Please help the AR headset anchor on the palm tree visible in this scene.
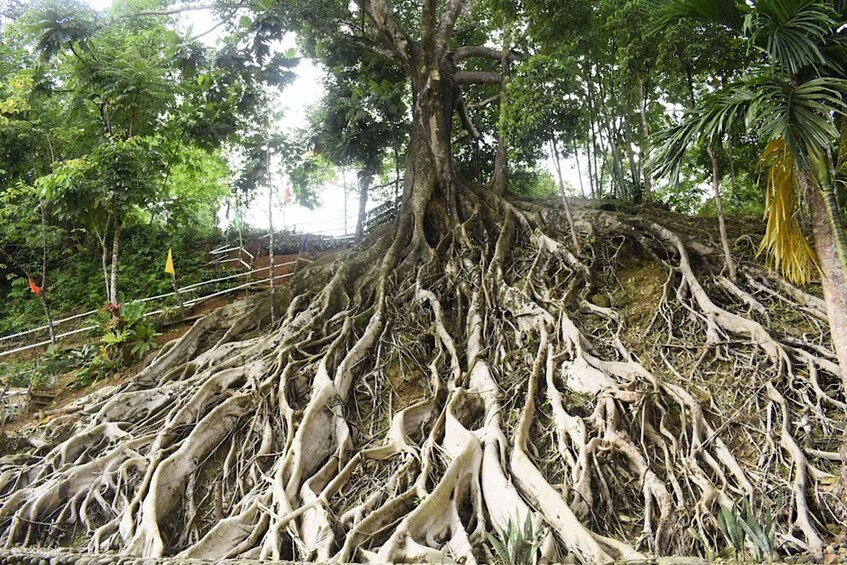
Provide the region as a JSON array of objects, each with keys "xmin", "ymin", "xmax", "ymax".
[{"xmin": 650, "ymin": 0, "xmax": 847, "ymax": 386}]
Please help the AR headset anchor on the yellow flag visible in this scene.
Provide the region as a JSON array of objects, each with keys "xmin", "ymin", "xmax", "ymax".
[{"xmin": 164, "ymin": 247, "xmax": 175, "ymax": 276}]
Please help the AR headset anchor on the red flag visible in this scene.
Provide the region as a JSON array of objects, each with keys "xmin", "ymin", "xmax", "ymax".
[
  {"xmin": 28, "ymin": 277, "xmax": 42, "ymax": 296},
  {"xmin": 283, "ymin": 186, "xmax": 292, "ymax": 205}
]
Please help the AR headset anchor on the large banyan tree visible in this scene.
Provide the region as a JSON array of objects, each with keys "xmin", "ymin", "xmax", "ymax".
[{"xmin": 0, "ymin": 0, "xmax": 845, "ymax": 562}]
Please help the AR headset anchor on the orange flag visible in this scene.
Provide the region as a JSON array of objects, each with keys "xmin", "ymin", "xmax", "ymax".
[{"xmin": 28, "ymin": 277, "xmax": 42, "ymax": 296}]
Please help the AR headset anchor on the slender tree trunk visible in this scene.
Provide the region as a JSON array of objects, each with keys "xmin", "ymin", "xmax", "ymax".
[
  {"xmin": 605, "ymin": 78, "xmax": 634, "ymax": 197},
  {"xmin": 707, "ymin": 145, "xmax": 736, "ymax": 280},
  {"xmin": 638, "ymin": 76, "xmax": 653, "ymax": 202},
  {"xmin": 621, "ymin": 109, "xmax": 640, "ymax": 194},
  {"xmin": 585, "ymin": 69, "xmax": 604, "ymax": 198},
  {"xmin": 595, "ymin": 74, "xmax": 627, "ymax": 198},
  {"xmin": 586, "ymin": 141, "xmax": 596, "ymax": 199},
  {"xmin": 571, "ymin": 135, "xmax": 586, "ymax": 199},
  {"xmin": 268, "ymin": 151, "xmax": 276, "ymax": 325},
  {"xmin": 37, "ymin": 294, "xmax": 55, "ymax": 344},
  {"xmin": 393, "ymin": 138, "xmax": 401, "ymax": 212},
  {"xmin": 109, "ymin": 214, "xmax": 122, "ymax": 306},
  {"xmin": 491, "ymin": 20, "xmax": 512, "ymax": 195},
  {"xmin": 726, "ymin": 138, "xmax": 739, "ymax": 208},
  {"xmin": 39, "ymin": 202, "xmax": 56, "ymax": 344},
  {"xmin": 551, "ymin": 138, "xmax": 581, "ymax": 254},
  {"xmin": 99, "ymin": 232, "xmax": 110, "ymax": 304},
  {"xmin": 355, "ymin": 168, "xmax": 373, "ymax": 242}
]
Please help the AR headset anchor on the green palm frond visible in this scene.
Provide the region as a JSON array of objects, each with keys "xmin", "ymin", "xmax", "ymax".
[
  {"xmin": 751, "ymin": 77, "xmax": 847, "ymax": 159},
  {"xmin": 645, "ymin": 0, "xmax": 746, "ymax": 32},
  {"xmin": 649, "ymin": 85, "xmax": 755, "ymax": 180},
  {"xmin": 757, "ymin": 139, "xmax": 819, "ymax": 284},
  {"xmin": 746, "ymin": 0, "xmax": 838, "ymax": 75},
  {"xmin": 651, "ymin": 76, "xmax": 847, "ymax": 181}
]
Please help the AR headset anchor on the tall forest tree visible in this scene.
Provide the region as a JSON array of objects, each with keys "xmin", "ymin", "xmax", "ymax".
[{"xmin": 0, "ymin": 0, "xmax": 845, "ymax": 563}]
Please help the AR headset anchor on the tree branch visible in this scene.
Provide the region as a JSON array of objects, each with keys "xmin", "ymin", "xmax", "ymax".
[
  {"xmin": 453, "ymin": 45, "xmax": 524, "ymax": 62},
  {"xmin": 338, "ymin": 32, "xmax": 400, "ymax": 62},
  {"xmin": 456, "ymin": 71, "xmax": 502, "ymax": 85},
  {"xmin": 471, "ymin": 94, "xmax": 500, "ymax": 109},
  {"xmin": 131, "ymin": 4, "xmax": 243, "ymax": 16},
  {"xmin": 356, "ymin": 0, "xmax": 415, "ymax": 67},
  {"xmin": 457, "ymin": 97, "xmax": 481, "ymax": 139},
  {"xmin": 436, "ymin": 0, "xmax": 466, "ymax": 57}
]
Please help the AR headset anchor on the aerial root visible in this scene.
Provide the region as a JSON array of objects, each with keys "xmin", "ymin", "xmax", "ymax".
[{"xmin": 0, "ymin": 202, "xmax": 844, "ymax": 562}]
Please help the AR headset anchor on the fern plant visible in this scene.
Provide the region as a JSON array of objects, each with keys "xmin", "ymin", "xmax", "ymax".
[{"xmin": 487, "ymin": 513, "xmax": 543, "ymax": 565}]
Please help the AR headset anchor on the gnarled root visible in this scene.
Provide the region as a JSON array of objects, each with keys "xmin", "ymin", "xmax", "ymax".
[{"xmin": 0, "ymin": 192, "xmax": 843, "ymax": 562}]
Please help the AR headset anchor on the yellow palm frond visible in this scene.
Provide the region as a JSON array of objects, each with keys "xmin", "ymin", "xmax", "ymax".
[{"xmin": 756, "ymin": 139, "xmax": 819, "ymax": 285}]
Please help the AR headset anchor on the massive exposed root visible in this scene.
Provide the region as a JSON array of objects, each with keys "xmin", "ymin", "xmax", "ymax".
[{"xmin": 0, "ymin": 188, "xmax": 844, "ymax": 563}]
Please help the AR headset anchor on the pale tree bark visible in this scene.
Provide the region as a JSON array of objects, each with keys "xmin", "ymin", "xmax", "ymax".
[
  {"xmin": 355, "ymin": 167, "xmax": 374, "ymax": 242},
  {"xmin": 726, "ymin": 138, "xmax": 739, "ymax": 207},
  {"xmin": 551, "ymin": 138, "xmax": 581, "ymax": 254},
  {"xmin": 109, "ymin": 213, "xmax": 122, "ymax": 306},
  {"xmin": 99, "ymin": 230, "xmax": 110, "ymax": 304},
  {"xmin": 267, "ymin": 150, "xmax": 276, "ymax": 325},
  {"xmin": 571, "ymin": 135, "xmax": 586, "ymax": 199},
  {"xmin": 707, "ymin": 144, "xmax": 736, "ymax": 280}
]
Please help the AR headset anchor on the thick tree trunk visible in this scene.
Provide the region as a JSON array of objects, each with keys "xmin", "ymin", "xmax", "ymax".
[
  {"xmin": 707, "ymin": 145, "xmax": 736, "ymax": 280},
  {"xmin": 109, "ymin": 214, "xmax": 122, "ymax": 306},
  {"xmin": 355, "ymin": 169, "xmax": 373, "ymax": 242},
  {"xmin": 400, "ymin": 58, "xmax": 459, "ymax": 249}
]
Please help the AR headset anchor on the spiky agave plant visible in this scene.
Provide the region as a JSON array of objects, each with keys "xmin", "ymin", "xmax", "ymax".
[{"xmin": 487, "ymin": 513, "xmax": 544, "ymax": 565}]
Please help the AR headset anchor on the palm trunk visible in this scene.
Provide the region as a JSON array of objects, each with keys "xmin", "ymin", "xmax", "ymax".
[
  {"xmin": 808, "ymin": 184, "xmax": 847, "ymax": 499},
  {"xmin": 819, "ymin": 183, "xmax": 847, "ymax": 279},
  {"xmin": 707, "ymin": 144, "xmax": 736, "ymax": 280}
]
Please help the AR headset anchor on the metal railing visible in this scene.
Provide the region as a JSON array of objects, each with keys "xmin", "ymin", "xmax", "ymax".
[{"xmin": 0, "ymin": 261, "xmax": 300, "ymax": 358}]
